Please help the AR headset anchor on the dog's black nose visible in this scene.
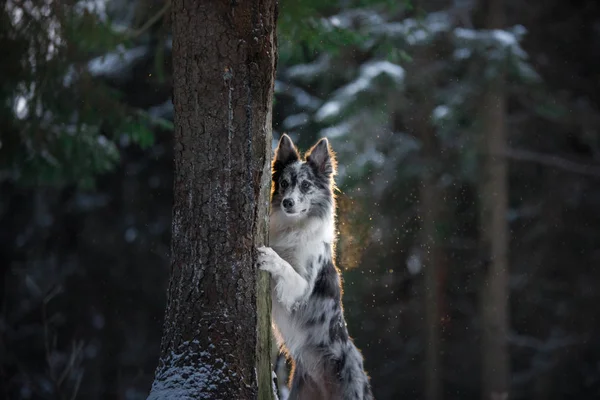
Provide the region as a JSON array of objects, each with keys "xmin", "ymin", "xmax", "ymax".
[{"xmin": 283, "ymin": 198, "xmax": 294, "ymax": 209}]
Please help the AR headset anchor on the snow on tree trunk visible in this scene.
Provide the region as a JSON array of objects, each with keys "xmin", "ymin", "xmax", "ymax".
[
  {"xmin": 479, "ymin": 0, "xmax": 510, "ymax": 399},
  {"xmin": 147, "ymin": 1, "xmax": 277, "ymax": 399}
]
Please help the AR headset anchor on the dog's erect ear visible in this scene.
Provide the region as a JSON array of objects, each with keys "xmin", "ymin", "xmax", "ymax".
[
  {"xmin": 306, "ymin": 138, "xmax": 336, "ymax": 177},
  {"xmin": 275, "ymin": 134, "xmax": 299, "ymax": 164},
  {"xmin": 273, "ymin": 134, "xmax": 299, "ymax": 180}
]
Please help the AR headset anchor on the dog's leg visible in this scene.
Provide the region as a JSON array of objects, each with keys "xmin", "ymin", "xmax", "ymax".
[
  {"xmin": 288, "ymin": 364, "xmax": 323, "ymax": 400},
  {"xmin": 257, "ymin": 246, "xmax": 308, "ymax": 311}
]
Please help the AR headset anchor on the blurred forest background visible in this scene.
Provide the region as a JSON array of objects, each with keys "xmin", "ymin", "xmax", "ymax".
[{"xmin": 2, "ymin": 0, "xmax": 600, "ymax": 399}]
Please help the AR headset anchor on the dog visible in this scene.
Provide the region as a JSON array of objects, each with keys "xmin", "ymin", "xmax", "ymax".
[{"xmin": 257, "ymin": 134, "xmax": 373, "ymax": 400}]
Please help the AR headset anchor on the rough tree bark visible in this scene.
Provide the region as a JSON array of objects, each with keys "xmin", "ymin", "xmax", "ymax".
[
  {"xmin": 147, "ymin": 1, "xmax": 277, "ymax": 399},
  {"xmin": 479, "ymin": 0, "xmax": 510, "ymax": 399}
]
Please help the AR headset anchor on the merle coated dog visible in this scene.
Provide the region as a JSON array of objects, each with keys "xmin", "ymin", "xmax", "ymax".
[{"xmin": 257, "ymin": 134, "xmax": 373, "ymax": 400}]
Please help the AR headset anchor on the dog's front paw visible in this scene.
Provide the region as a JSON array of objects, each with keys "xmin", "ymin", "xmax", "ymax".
[{"xmin": 256, "ymin": 246, "xmax": 281, "ymax": 274}]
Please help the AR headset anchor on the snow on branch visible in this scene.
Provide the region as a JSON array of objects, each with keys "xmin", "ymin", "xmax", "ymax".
[{"xmin": 316, "ymin": 61, "xmax": 404, "ymax": 122}]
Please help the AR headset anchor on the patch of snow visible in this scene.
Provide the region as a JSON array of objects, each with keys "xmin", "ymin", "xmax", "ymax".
[
  {"xmin": 7, "ymin": 0, "xmax": 64, "ymax": 60},
  {"xmin": 453, "ymin": 26, "xmax": 529, "ymax": 60},
  {"xmin": 329, "ymin": 16, "xmax": 343, "ymax": 28},
  {"xmin": 324, "ymin": 9, "xmax": 385, "ymax": 30},
  {"xmin": 454, "ymin": 27, "xmax": 477, "ymax": 40},
  {"xmin": 453, "ymin": 47, "xmax": 472, "ymax": 60},
  {"xmin": 13, "ymin": 82, "xmax": 36, "ymax": 120},
  {"xmin": 110, "ymin": 22, "xmax": 131, "ymax": 34},
  {"xmin": 63, "ymin": 65, "xmax": 77, "ymax": 86},
  {"xmin": 315, "ymin": 101, "xmax": 342, "ymax": 122},
  {"xmin": 492, "ymin": 29, "xmax": 517, "ymax": 47},
  {"xmin": 426, "ymin": 13, "xmax": 453, "ymax": 34},
  {"xmin": 315, "ymin": 61, "xmax": 404, "ymax": 122},
  {"xmin": 345, "ymin": 61, "xmax": 405, "ymax": 97},
  {"xmin": 286, "ymin": 55, "xmax": 331, "ymax": 82},
  {"xmin": 432, "ymin": 105, "xmax": 450, "ymax": 122},
  {"xmin": 88, "ymin": 45, "xmax": 149, "ymax": 78},
  {"xmin": 491, "ymin": 29, "xmax": 527, "ymax": 58},
  {"xmin": 512, "ymin": 24, "xmax": 527, "ymax": 38},
  {"xmin": 7, "ymin": 1, "xmax": 23, "ymax": 26},
  {"xmin": 96, "ymin": 134, "xmax": 109, "ymax": 148},
  {"xmin": 409, "ymin": 29, "xmax": 428, "ymax": 44},
  {"xmin": 320, "ymin": 119, "xmax": 356, "ymax": 139},
  {"xmin": 148, "ymin": 100, "xmax": 174, "ymax": 120},
  {"xmin": 14, "ymin": 96, "xmax": 28, "ymax": 119},
  {"xmin": 371, "ymin": 12, "xmax": 452, "ymax": 45},
  {"xmin": 282, "ymin": 113, "xmax": 309, "ymax": 130},
  {"xmin": 147, "ymin": 344, "xmax": 232, "ymax": 400},
  {"xmin": 515, "ymin": 60, "xmax": 541, "ymax": 82}
]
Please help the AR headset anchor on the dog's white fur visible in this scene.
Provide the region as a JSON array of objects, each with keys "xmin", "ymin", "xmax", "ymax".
[{"xmin": 260, "ymin": 209, "xmax": 334, "ymax": 355}]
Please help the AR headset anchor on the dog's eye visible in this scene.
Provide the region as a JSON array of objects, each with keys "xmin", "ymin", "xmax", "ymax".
[
  {"xmin": 301, "ymin": 181, "xmax": 311, "ymax": 190},
  {"xmin": 280, "ymin": 180, "xmax": 289, "ymax": 189}
]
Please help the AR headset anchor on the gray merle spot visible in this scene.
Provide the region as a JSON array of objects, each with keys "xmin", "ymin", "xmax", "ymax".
[
  {"xmin": 329, "ymin": 314, "xmax": 349, "ymax": 342},
  {"xmin": 311, "ymin": 260, "xmax": 340, "ymax": 300}
]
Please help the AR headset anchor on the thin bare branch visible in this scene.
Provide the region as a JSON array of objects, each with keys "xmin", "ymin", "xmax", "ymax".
[
  {"xmin": 129, "ymin": 0, "xmax": 171, "ymax": 39},
  {"xmin": 70, "ymin": 371, "xmax": 84, "ymax": 400},
  {"xmin": 504, "ymin": 148, "xmax": 600, "ymax": 178}
]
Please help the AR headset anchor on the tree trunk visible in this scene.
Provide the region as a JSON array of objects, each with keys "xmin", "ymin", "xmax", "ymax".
[
  {"xmin": 479, "ymin": 0, "xmax": 510, "ymax": 399},
  {"xmin": 147, "ymin": 1, "xmax": 277, "ymax": 399},
  {"xmin": 421, "ymin": 160, "xmax": 443, "ymax": 400},
  {"xmin": 406, "ymin": 43, "xmax": 444, "ymax": 400}
]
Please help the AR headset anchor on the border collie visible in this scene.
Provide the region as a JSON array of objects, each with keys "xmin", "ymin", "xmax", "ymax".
[{"xmin": 257, "ymin": 134, "xmax": 373, "ymax": 400}]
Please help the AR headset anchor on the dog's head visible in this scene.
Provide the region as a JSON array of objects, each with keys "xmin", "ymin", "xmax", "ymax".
[{"xmin": 271, "ymin": 134, "xmax": 336, "ymax": 219}]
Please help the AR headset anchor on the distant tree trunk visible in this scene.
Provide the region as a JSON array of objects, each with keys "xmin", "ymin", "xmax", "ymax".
[
  {"xmin": 479, "ymin": 0, "xmax": 510, "ymax": 399},
  {"xmin": 147, "ymin": 1, "xmax": 277, "ymax": 399},
  {"xmin": 406, "ymin": 44, "xmax": 444, "ymax": 400},
  {"xmin": 420, "ymin": 142, "xmax": 443, "ymax": 400}
]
